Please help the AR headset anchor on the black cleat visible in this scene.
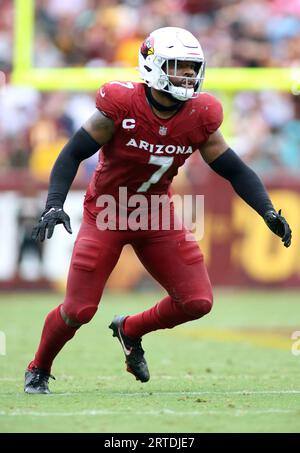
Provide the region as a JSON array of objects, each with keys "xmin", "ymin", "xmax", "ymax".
[
  {"xmin": 109, "ymin": 315, "xmax": 150, "ymax": 383},
  {"xmin": 24, "ymin": 367, "xmax": 55, "ymax": 394}
]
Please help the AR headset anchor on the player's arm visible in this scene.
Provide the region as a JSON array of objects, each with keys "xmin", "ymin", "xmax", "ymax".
[
  {"xmin": 32, "ymin": 111, "xmax": 114, "ymax": 241},
  {"xmin": 199, "ymin": 130, "xmax": 292, "ymax": 247}
]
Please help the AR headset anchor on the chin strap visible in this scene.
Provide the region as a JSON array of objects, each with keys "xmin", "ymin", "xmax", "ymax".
[{"xmin": 146, "ymin": 86, "xmax": 184, "ymax": 112}]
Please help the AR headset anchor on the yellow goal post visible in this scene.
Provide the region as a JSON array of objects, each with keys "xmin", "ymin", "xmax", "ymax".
[
  {"xmin": 11, "ymin": 0, "xmax": 300, "ymax": 137},
  {"xmin": 12, "ymin": 0, "xmax": 300, "ymax": 92}
]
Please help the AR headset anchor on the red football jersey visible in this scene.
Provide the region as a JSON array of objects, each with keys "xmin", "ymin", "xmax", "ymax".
[{"xmin": 86, "ymin": 81, "xmax": 223, "ymax": 203}]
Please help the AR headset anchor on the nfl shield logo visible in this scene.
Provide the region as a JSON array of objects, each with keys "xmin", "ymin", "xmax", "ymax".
[{"xmin": 159, "ymin": 126, "xmax": 168, "ymax": 136}]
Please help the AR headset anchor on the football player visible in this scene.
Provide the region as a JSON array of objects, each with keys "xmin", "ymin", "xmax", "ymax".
[{"xmin": 25, "ymin": 27, "xmax": 291, "ymax": 393}]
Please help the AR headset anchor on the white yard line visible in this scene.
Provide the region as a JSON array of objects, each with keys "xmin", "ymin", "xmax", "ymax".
[
  {"xmin": 0, "ymin": 374, "xmax": 297, "ymax": 382},
  {"xmin": 51, "ymin": 389, "xmax": 300, "ymax": 397},
  {"xmin": 0, "ymin": 408, "xmax": 294, "ymax": 417},
  {"xmin": 115, "ymin": 390, "xmax": 300, "ymax": 396}
]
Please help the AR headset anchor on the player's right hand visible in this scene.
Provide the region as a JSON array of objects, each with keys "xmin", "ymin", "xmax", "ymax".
[{"xmin": 32, "ymin": 207, "xmax": 72, "ymax": 242}]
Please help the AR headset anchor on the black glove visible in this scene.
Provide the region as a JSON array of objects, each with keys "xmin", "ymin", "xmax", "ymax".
[
  {"xmin": 32, "ymin": 207, "xmax": 72, "ymax": 242},
  {"xmin": 263, "ymin": 209, "xmax": 292, "ymax": 248}
]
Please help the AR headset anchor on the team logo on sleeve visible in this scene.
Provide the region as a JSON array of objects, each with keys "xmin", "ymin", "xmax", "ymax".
[{"xmin": 140, "ymin": 36, "xmax": 154, "ymax": 58}]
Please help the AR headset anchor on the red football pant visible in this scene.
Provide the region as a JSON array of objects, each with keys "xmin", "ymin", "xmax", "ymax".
[
  {"xmin": 31, "ymin": 216, "xmax": 212, "ymax": 371},
  {"xmin": 62, "ymin": 218, "xmax": 213, "ymax": 328}
]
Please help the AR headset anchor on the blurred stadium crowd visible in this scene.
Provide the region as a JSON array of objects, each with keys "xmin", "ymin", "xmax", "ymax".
[{"xmin": 1, "ymin": 0, "xmax": 300, "ymax": 183}]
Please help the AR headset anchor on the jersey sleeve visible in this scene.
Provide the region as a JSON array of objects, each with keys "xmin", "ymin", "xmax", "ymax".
[
  {"xmin": 200, "ymin": 93, "xmax": 224, "ymax": 139},
  {"xmin": 95, "ymin": 82, "xmax": 130, "ymax": 127}
]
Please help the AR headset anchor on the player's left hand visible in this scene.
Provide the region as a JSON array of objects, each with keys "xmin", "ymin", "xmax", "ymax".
[
  {"xmin": 263, "ymin": 209, "xmax": 292, "ymax": 248},
  {"xmin": 32, "ymin": 207, "xmax": 72, "ymax": 242}
]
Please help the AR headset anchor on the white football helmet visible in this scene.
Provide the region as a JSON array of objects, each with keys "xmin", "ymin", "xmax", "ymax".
[{"xmin": 139, "ymin": 27, "xmax": 205, "ymax": 101}]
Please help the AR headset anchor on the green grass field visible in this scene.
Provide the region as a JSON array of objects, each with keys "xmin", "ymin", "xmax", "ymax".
[{"xmin": 0, "ymin": 290, "xmax": 300, "ymax": 433}]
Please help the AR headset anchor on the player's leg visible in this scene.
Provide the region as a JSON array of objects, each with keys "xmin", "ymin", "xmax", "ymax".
[
  {"xmin": 109, "ymin": 228, "xmax": 212, "ymax": 383},
  {"xmin": 25, "ymin": 222, "xmax": 124, "ymax": 393},
  {"xmin": 125, "ymin": 229, "xmax": 212, "ymax": 338}
]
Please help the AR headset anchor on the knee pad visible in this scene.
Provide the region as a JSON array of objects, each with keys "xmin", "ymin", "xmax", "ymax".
[
  {"xmin": 181, "ymin": 298, "xmax": 212, "ymax": 318},
  {"xmin": 61, "ymin": 305, "xmax": 98, "ymax": 326}
]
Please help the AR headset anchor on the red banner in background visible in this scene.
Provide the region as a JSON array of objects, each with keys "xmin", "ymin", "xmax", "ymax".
[{"xmin": 0, "ymin": 169, "xmax": 299, "ymax": 290}]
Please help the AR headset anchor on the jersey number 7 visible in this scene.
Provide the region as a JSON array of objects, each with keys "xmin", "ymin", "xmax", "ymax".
[{"xmin": 137, "ymin": 155, "xmax": 174, "ymax": 192}]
